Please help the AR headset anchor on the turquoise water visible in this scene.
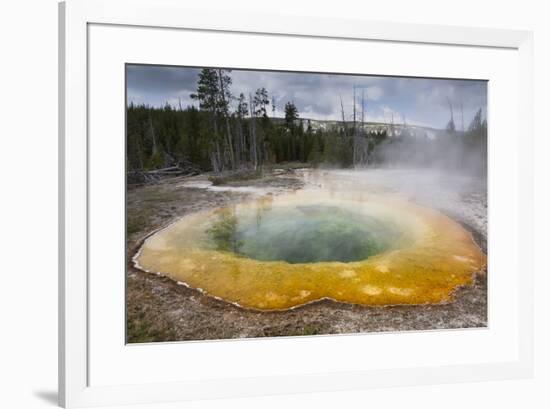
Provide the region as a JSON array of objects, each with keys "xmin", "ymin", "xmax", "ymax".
[{"xmin": 206, "ymin": 205, "xmax": 404, "ymax": 263}]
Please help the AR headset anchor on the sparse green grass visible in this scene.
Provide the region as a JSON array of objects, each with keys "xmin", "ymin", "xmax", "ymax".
[
  {"xmin": 126, "ymin": 187, "xmax": 181, "ymax": 236},
  {"xmin": 140, "ymin": 189, "xmax": 179, "ymax": 203},
  {"xmin": 126, "ymin": 208, "xmax": 152, "ymax": 236},
  {"xmin": 268, "ymin": 162, "xmax": 311, "ymax": 170},
  {"xmin": 209, "ymin": 170, "xmax": 263, "ymax": 186},
  {"xmin": 127, "ymin": 316, "xmax": 178, "ymax": 343}
]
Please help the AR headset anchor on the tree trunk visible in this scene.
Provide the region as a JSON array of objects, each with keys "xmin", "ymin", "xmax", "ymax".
[
  {"xmin": 339, "ymin": 96, "xmax": 347, "ymax": 136},
  {"xmin": 148, "ymin": 114, "xmax": 157, "ymax": 154},
  {"xmin": 248, "ymin": 93, "xmax": 258, "ymax": 170},
  {"xmin": 234, "ymin": 120, "xmax": 241, "ymax": 169},
  {"xmin": 218, "ymin": 70, "xmax": 235, "ymax": 169}
]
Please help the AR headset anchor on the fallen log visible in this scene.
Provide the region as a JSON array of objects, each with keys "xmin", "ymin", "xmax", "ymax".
[
  {"xmin": 127, "ymin": 165, "xmax": 200, "ymax": 186},
  {"xmin": 146, "ymin": 166, "xmax": 181, "ymax": 174}
]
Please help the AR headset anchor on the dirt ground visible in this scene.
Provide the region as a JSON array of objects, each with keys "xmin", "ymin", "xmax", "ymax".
[{"xmin": 126, "ymin": 168, "xmax": 487, "ymax": 343}]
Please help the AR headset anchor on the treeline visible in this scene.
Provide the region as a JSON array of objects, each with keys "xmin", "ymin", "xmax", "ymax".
[
  {"xmin": 126, "ymin": 68, "xmax": 388, "ymax": 173},
  {"xmin": 371, "ymin": 108, "xmax": 488, "ymax": 173},
  {"xmin": 126, "ymin": 68, "xmax": 487, "ymax": 174}
]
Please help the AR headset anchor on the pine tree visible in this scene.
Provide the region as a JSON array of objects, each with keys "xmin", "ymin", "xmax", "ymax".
[
  {"xmin": 235, "ymin": 93, "xmax": 249, "ymax": 166},
  {"xmin": 190, "ymin": 68, "xmax": 220, "ymax": 113},
  {"xmin": 216, "ymin": 69, "xmax": 235, "ymax": 169},
  {"xmin": 190, "ymin": 68, "xmax": 236, "ymax": 171},
  {"xmin": 446, "ymin": 97, "xmax": 456, "ymax": 134},
  {"xmin": 284, "ymin": 102, "xmax": 299, "ymax": 128},
  {"xmin": 254, "ymin": 88, "xmax": 270, "ymax": 118},
  {"xmin": 468, "ymin": 108, "xmax": 484, "ymax": 132}
]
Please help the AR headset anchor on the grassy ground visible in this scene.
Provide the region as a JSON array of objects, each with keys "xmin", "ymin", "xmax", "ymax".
[{"xmin": 208, "ymin": 169, "xmax": 263, "ymax": 186}]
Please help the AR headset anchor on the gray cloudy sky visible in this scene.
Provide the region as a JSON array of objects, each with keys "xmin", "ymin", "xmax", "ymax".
[{"xmin": 127, "ymin": 64, "xmax": 487, "ymax": 129}]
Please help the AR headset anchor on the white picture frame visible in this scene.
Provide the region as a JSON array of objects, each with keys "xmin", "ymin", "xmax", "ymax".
[{"xmin": 59, "ymin": 0, "xmax": 534, "ymax": 407}]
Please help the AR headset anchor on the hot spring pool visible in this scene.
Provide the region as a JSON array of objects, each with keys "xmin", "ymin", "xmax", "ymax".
[
  {"xmin": 134, "ymin": 190, "xmax": 486, "ymax": 310},
  {"xmin": 209, "ymin": 204, "xmax": 406, "ymax": 264}
]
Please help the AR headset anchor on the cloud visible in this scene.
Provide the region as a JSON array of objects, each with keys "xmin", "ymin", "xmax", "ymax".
[
  {"xmin": 126, "ymin": 64, "xmax": 487, "ymax": 129},
  {"xmin": 365, "ymin": 86, "xmax": 384, "ymax": 101}
]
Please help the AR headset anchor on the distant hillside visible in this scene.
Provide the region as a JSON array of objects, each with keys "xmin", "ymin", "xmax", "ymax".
[{"xmin": 270, "ymin": 117, "xmax": 455, "ymax": 140}]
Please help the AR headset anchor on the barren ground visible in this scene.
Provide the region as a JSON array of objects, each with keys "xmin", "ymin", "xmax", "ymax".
[{"xmin": 126, "ymin": 168, "xmax": 487, "ymax": 343}]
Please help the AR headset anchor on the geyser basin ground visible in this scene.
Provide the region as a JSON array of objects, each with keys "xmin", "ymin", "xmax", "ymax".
[{"xmin": 135, "ymin": 189, "xmax": 486, "ymax": 310}]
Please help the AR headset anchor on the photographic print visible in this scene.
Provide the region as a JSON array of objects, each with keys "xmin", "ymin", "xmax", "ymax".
[{"xmin": 126, "ymin": 65, "xmax": 487, "ymax": 343}]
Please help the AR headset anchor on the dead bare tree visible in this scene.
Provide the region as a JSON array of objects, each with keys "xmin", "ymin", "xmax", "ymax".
[
  {"xmin": 361, "ymin": 89, "xmax": 365, "ymax": 131},
  {"xmin": 249, "ymin": 93, "xmax": 258, "ymax": 170},
  {"xmin": 360, "ymin": 89, "xmax": 366, "ymax": 165},
  {"xmin": 352, "ymin": 86, "xmax": 357, "ymax": 165},
  {"xmin": 353, "ymin": 86, "xmax": 357, "ymax": 127},
  {"xmin": 446, "ymin": 97, "xmax": 456, "ymax": 133},
  {"xmin": 339, "ymin": 95, "xmax": 347, "ymax": 136},
  {"xmin": 460, "ymin": 101, "xmax": 465, "ymax": 133}
]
